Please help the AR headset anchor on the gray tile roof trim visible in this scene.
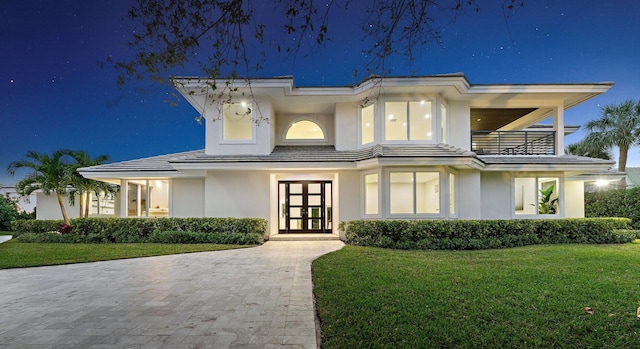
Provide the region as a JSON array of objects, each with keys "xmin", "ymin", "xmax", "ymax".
[
  {"xmin": 78, "ymin": 150, "xmax": 205, "ymax": 173},
  {"xmin": 170, "ymin": 145, "xmax": 476, "ymax": 164},
  {"xmin": 80, "ymin": 146, "xmax": 615, "ymax": 175}
]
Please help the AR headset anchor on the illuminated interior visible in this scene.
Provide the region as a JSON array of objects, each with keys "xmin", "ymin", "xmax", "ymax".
[{"xmin": 285, "ymin": 120, "xmax": 325, "ymax": 139}]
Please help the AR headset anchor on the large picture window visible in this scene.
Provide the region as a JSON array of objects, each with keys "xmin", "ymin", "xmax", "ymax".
[
  {"xmin": 390, "ymin": 171, "xmax": 440, "ymax": 214},
  {"xmin": 385, "ymin": 101, "xmax": 432, "ymax": 141},
  {"xmin": 222, "ymin": 102, "xmax": 253, "ymax": 141},
  {"xmin": 126, "ymin": 179, "xmax": 170, "ymax": 217},
  {"xmin": 514, "ymin": 177, "xmax": 559, "ymax": 215}
]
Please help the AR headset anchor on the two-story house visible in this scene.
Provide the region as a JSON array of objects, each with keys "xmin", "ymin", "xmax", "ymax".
[{"xmin": 79, "ymin": 73, "xmax": 618, "ymax": 237}]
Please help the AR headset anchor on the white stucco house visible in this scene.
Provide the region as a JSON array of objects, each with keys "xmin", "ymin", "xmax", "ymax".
[{"xmin": 77, "ymin": 74, "xmax": 619, "ymax": 237}]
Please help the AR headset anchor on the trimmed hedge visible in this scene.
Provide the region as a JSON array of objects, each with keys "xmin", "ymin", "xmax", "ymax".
[
  {"xmin": 585, "ymin": 187, "xmax": 640, "ymax": 229},
  {"xmin": 149, "ymin": 231, "xmax": 263, "ymax": 245},
  {"xmin": 344, "ymin": 218, "xmax": 633, "ymax": 250},
  {"xmin": 12, "ymin": 217, "xmax": 268, "ymax": 244}
]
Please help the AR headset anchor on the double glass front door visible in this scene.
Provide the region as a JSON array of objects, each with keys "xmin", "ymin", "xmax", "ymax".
[{"xmin": 279, "ymin": 181, "xmax": 332, "ymax": 233}]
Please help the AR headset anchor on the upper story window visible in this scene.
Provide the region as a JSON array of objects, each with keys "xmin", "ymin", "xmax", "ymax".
[
  {"xmin": 222, "ymin": 102, "xmax": 253, "ymax": 141},
  {"xmin": 361, "ymin": 105, "xmax": 374, "ymax": 145},
  {"xmin": 385, "ymin": 101, "xmax": 433, "ymax": 141},
  {"xmin": 441, "ymin": 103, "xmax": 448, "ymax": 143},
  {"xmin": 285, "ymin": 120, "xmax": 325, "ymax": 140}
]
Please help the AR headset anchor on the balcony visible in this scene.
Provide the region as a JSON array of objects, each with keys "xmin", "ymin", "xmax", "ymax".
[{"xmin": 471, "ymin": 130, "xmax": 556, "ymax": 155}]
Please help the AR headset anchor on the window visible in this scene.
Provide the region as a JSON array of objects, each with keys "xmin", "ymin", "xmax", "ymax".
[
  {"xmin": 449, "ymin": 173, "xmax": 456, "ymax": 215},
  {"xmin": 364, "ymin": 173, "xmax": 379, "ymax": 215},
  {"xmin": 385, "ymin": 101, "xmax": 432, "ymax": 141},
  {"xmin": 390, "ymin": 171, "xmax": 440, "ymax": 214},
  {"xmin": 126, "ymin": 179, "xmax": 170, "ymax": 217},
  {"xmin": 222, "ymin": 102, "xmax": 253, "ymax": 141},
  {"xmin": 514, "ymin": 177, "xmax": 559, "ymax": 215},
  {"xmin": 361, "ymin": 104, "xmax": 374, "ymax": 145},
  {"xmin": 285, "ymin": 120, "xmax": 325, "ymax": 139},
  {"xmin": 441, "ymin": 103, "xmax": 448, "ymax": 143}
]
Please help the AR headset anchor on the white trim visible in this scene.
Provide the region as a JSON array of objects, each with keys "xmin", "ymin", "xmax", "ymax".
[
  {"xmin": 511, "ymin": 173, "xmax": 564, "ymax": 218},
  {"xmin": 361, "ymin": 169, "xmax": 382, "ymax": 218},
  {"xmin": 382, "ymin": 98, "xmax": 436, "ymax": 144},
  {"xmin": 385, "ymin": 167, "xmax": 446, "ymax": 219}
]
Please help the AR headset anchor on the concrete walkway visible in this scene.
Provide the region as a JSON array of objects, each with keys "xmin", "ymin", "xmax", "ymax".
[
  {"xmin": 0, "ymin": 235, "xmax": 11, "ymax": 244},
  {"xmin": 0, "ymin": 240, "xmax": 344, "ymax": 349}
]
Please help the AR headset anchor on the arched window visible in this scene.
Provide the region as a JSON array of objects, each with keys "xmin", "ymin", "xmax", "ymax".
[{"xmin": 285, "ymin": 120, "xmax": 325, "ymax": 140}]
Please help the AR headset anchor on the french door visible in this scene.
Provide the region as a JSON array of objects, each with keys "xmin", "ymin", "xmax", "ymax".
[{"xmin": 278, "ymin": 181, "xmax": 332, "ymax": 233}]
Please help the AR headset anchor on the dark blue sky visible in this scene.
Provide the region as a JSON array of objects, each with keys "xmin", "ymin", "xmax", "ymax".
[{"xmin": 2, "ymin": 0, "xmax": 639, "ymax": 185}]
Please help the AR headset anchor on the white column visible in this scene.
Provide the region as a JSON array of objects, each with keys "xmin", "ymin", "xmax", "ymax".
[{"xmin": 553, "ymin": 105, "xmax": 565, "ymax": 155}]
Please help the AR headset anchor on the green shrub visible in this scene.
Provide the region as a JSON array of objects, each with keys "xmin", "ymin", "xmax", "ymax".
[
  {"xmin": 149, "ymin": 231, "xmax": 263, "ymax": 245},
  {"xmin": 344, "ymin": 218, "xmax": 632, "ymax": 250},
  {"xmin": 16, "ymin": 232, "xmax": 87, "ymax": 243},
  {"xmin": 14, "ymin": 217, "xmax": 268, "ymax": 244},
  {"xmin": 11, "ymin": 220, "xmax": 61, "ymax": 236},
  {"xmin": 585, "ymin": 187, "xmax": 640, "ymax": 229}
]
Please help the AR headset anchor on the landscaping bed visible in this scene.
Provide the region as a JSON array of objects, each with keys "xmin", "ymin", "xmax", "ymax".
[
  {"xmin": 343, "ymin": 218, "xmax": 635, "ymax": 250},
  {"xmin": 10, "ymin": 217, "xmax": 267, "ymax": 244}
]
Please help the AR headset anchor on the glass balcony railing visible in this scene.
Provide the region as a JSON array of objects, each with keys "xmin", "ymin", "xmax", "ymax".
[{"xmin": 471, "ymin": 130, "xmax": 556, "ymax": 155}]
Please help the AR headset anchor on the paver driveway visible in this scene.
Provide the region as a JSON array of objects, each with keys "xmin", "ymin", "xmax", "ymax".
[{"xmin": 0, "ymin": 240, "xmax": 344, "ymax": 349}]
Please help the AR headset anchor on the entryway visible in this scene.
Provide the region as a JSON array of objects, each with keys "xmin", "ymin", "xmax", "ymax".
[{"xmin": 278, "ymin": 181, "xmax": 332, "ymax": 234}]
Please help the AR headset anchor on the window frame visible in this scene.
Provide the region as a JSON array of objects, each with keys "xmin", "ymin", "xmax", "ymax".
[
  {"xmin": 513, "ymin": 175, "xmax": 562, "ymax": 217},
  {"xmin": 360, "ymin": 104, "xmax": 375, "ymax": 146},
  {"xmin": 219, "ymin": 101, "xmax": 257, "ymax": 144},
  {"xmin": 386, "ymin": 168, "xmax": 444, "ymax": 218},
  {"xmin": 362, "ymin": 170, "xmax": 382, "ymax": 217},
  {"xmin": 383, "ymin": 99, "xmax": 435, "ymax": 144},
  {"xmin": 281, "ymin": 117, "xmax": 329, "ymax": 144}
]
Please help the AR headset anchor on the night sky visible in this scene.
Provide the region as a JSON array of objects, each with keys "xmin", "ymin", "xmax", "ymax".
[{"xmin": 2, "ymin": 0, "xmax": 639, "ymax": 185}]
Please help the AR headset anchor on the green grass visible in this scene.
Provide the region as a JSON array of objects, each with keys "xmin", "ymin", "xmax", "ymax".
[
  {"xmin": 0, "ymin": 231, "xmax": 12, "ymax": 235},
  {"xmin": 313, "ymin": 242, "xmax": 640, "ymax": 348},
  {"xmin": 0, "ymin": 240, "xmax": 252, "ymax": 269}
]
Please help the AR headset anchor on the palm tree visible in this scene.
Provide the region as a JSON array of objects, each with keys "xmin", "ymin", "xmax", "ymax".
[
  {"xmin": 7, "ymin": 150, "xmax": 75, "ymax": 225},
  {"xmin": 583, "ymin": 100, "xmax": 640, "ymax": 188},
  {"xmin": 66, "ymin": 150, "xmax": 111, "ymax": 218},
  {"xmin": 565, "ymin": 135, "xmax": 612, "ymax": 160}
]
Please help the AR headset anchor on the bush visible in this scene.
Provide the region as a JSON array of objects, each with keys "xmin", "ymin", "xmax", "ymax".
[
  {"xmin": 13, "ymin": 217, "xmax": 268, "ymax": 244},
  {"xmin": 11, "ymin": 220, "xmax": 61, "ymax": 236},
  {"xmin": 344, "ymin": 218, "xmax": 632, "ymax": 250},
  {"xmin": 149, "ymin": 231, "xmax": 263, "ymax": 245},
  {"xmin": 0, "ymin": 195, "xmax": 18, "ymax": 231},
  {"xmin": 586, "ymin": 187, "xmax": 640, "ymax": 229}
]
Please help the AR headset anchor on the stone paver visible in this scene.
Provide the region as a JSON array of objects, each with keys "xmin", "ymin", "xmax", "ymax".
[{"xmin": 0, "ymin": 240, "xmax": 344, "ymax": 348}]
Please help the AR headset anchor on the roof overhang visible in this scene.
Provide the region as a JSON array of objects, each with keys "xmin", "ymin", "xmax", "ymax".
[{"xmin": 173, "ymin": 74, "xmax": 614, "ymax": 117}]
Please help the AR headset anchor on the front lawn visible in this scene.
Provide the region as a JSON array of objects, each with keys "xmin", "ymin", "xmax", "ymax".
[
  {"xmin": 0, "ymin": 231, "xmax": 12, "ymax": 235},
  {"xmin": 313, "ymin": 242, "xmax": 640, "ymax": 348},
  {"xmin": 0, "ymin": 240, "xmax": 252, "ymax": 269}
]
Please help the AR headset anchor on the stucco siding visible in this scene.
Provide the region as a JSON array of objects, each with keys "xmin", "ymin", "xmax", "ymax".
[
  {"xmin": 564, "ymin": 180, "xmax": 584, "ymax": 218},
  {"xmin": 480, "ymin": 172, "xmax": 513, "ymax": 219},
  {"xmin": 334, "ymin": 102, "xmax": 358, "ymax": 151},
  {"xmin": 205, "ymin": 171, "xmax": 270, "ymax": 218},
  {"xmin": 457, "ymin": 170, "xmax": 481, "ymax": 219},
  {"xmin": 36, "ymin": 193, "xmax": 81, "ymax": 220},
  {"xmin": 448, "ymin": 100, "xmax": 471, "ymax": 150},
  {"xmin": 172, "ymin": 179, "xmax": 205, "ymax": 217},
  {"xmin": 337, "ymin": 171, "xmax": 360, "ymax": 222}
]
